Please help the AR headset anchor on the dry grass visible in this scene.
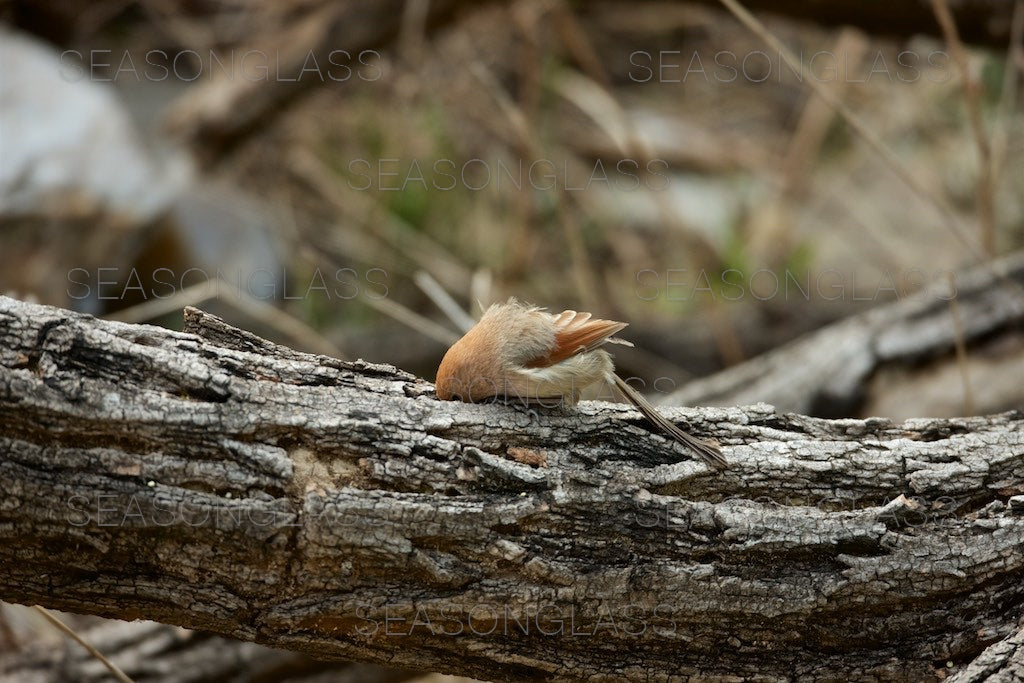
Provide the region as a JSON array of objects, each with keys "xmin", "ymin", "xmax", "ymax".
[{"xmin": 4, "ymin": 0, "xmax": 1024, "ymax": 386}]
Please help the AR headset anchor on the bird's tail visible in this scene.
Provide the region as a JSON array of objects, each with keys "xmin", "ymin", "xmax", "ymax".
[{"xmin": 609, "ymin": 373, "xmax": 728, "ymax": 470}]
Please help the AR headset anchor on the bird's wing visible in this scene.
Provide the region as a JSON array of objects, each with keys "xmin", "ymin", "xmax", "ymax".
[{"xmin": 525, "ymin": 309, "xmax": 632, "ymax": 368}]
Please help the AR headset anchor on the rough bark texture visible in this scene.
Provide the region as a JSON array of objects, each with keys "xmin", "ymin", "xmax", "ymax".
[
  {"xmin": 1, "ymin": 295, "xmax": 1022, "ymax": 681},
  {"xmin": 947, "ymin": 622, "xmax": 1024, "ymax": 683}
]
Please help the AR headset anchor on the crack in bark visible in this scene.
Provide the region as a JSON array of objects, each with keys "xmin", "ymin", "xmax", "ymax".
[{"xmin": 1, "ymin": 295, "xmax": 1023, "ymax": 681}]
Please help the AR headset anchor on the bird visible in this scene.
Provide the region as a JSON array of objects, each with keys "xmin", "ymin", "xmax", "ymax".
[{"xmin": 435, "ymin": 298, "xmax": 727, "ymax": 469}]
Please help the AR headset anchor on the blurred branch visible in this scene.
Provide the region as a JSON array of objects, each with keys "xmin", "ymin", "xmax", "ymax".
[
  {"xmin": 108, "ymin": 278, "xmax": 346, "ymax": 358},
  {"xmin": 679, "ymin": 0, "xmax": 1018, "ymax": 47},
  {"xmin": 162, "ymin": 0, "xmax": 484, "ymax": 165},
  {"xmin": 468, "ymin": 58, "xmax": 602, "ymax": 310},
  {"xmin": 777, "ymin": 28, "xmax": 868, "ymax": 196},
  {"xmin": 413, "ymin": 270, "xmax": 476, "ymax": 333},
  {"xmin": 361, "ymin": 292, "xmax": 461, "ymax": 346},
  {"xmin": 288, "ymin": 148, "xmax": 474, "ymax": 296},
  {"xmin": 716, "ymin": 0, "xmax": 982, "ymax": 262},
  {"xmin": 930, "ymin": 0, "xmax": 996, "ymax": 255},
  {"xmin": 946, "ymin": 272, "xmax": 975, "ymax": 417},
  {"xmin": 991, "ymin": 1, "xmax": 1024, "ymax": 206},
  {"xmin": 664, "ymin": 250, "xmax": 1024, "ymax": 416},
  {"xmin": 30, "ymin": 607, "xmax": 133, "ymax": 683}
]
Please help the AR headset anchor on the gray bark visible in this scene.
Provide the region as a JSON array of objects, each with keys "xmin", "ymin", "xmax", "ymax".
[
  {"xmin": 1, "ymin": 295, "xmax": 1022, "ymax": 681},
  {"xmin": 664, "ymin": 251, "xmax": 1024, "ymax": 417}
]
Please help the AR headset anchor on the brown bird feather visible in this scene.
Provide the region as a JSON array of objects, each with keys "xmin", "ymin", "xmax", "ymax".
[{"xmin": 435, "ymin": 299, "xmax": 727, "ymax": 469}]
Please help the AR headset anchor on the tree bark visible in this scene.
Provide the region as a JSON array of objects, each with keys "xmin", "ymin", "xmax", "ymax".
[
  {"xmin": 663, "ymin": 251, "xmax": 1024, "ymax": 417},
  {"xmin": 947, "ymin": 622, "xmax": 1024, "ymax": 683},
  {"xmin": 1, "ymin": 295, "xmax": 1022, "ymax": 681}
]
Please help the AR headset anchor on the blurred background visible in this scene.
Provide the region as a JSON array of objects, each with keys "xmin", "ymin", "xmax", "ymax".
[
  {"xmin": 2, "ymin": 0, "xmax": 1023, "ymax": 417},
  {"xmin": 1, "ymin": 0, "xmax": 1023, "ymax": 678}
]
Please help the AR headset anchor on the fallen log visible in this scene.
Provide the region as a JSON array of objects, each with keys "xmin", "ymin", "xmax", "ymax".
[{"xmin": 0, "ymin": 296, "xmax": 1021, "ymax": 681}]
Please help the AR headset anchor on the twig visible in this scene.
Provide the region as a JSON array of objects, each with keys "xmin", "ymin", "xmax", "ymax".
[
  {"xmin": 469, "ymin": 268, "xmax": 494, "ymax": 314},
  {"xmin": 947, "ymin": 273, "xmax": 975, "ymax": 416},
  {"xmin": 105, "ymin": 279, "xmax": 220, "ymax": 324},
  {"xmin": 108, "ymin": 278, "xmax": 346, "ymax": 358},
  {"xmin": 468, "ymin": 58, "xmax": 601, "ymax": 311},
  {"xmin": 715, "ymin": 0, "xmax": 981, "ymax": 260},
  {"xmin": 716, "ymin": 0, "xmax": 1024, "ymax": 311},
  {"xmin": 931, "ymin": 0, "xmax": 996, "ymax": 255},
  {"xmin": 32, "ymin": 606, "xmax": 134, "ymax": 683},
  {"xmin": 544, "ymin": 16, "xmax": 730, "ymax": 358},
  {"xmin": 991, "ymin": 1, "xmax": 1024, "ymax": 191},
  {"xmin": 0, "ymin": 604, "xmax": 18, "ymax": 651},
  {"xmin": 551, "ymin": 1, "xmax": 613, "ymax": 90},
  {"xmin": 780, "ymin": 28, "xmax": 868, "ymax": 196},
  {"xmin": 361, "ymin": 293, "xmax": 460, "ymax": 346},
  {"xmin": 286, "ymin": 147, "xmax": 473, "ymax": 294},
  {"xmin": 398, "ymin": 0, "xmax": 430, "ymax": 64},
  {"xmin": 413, "ymin": 270, "xmax": 476, "ymax": 333}
]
